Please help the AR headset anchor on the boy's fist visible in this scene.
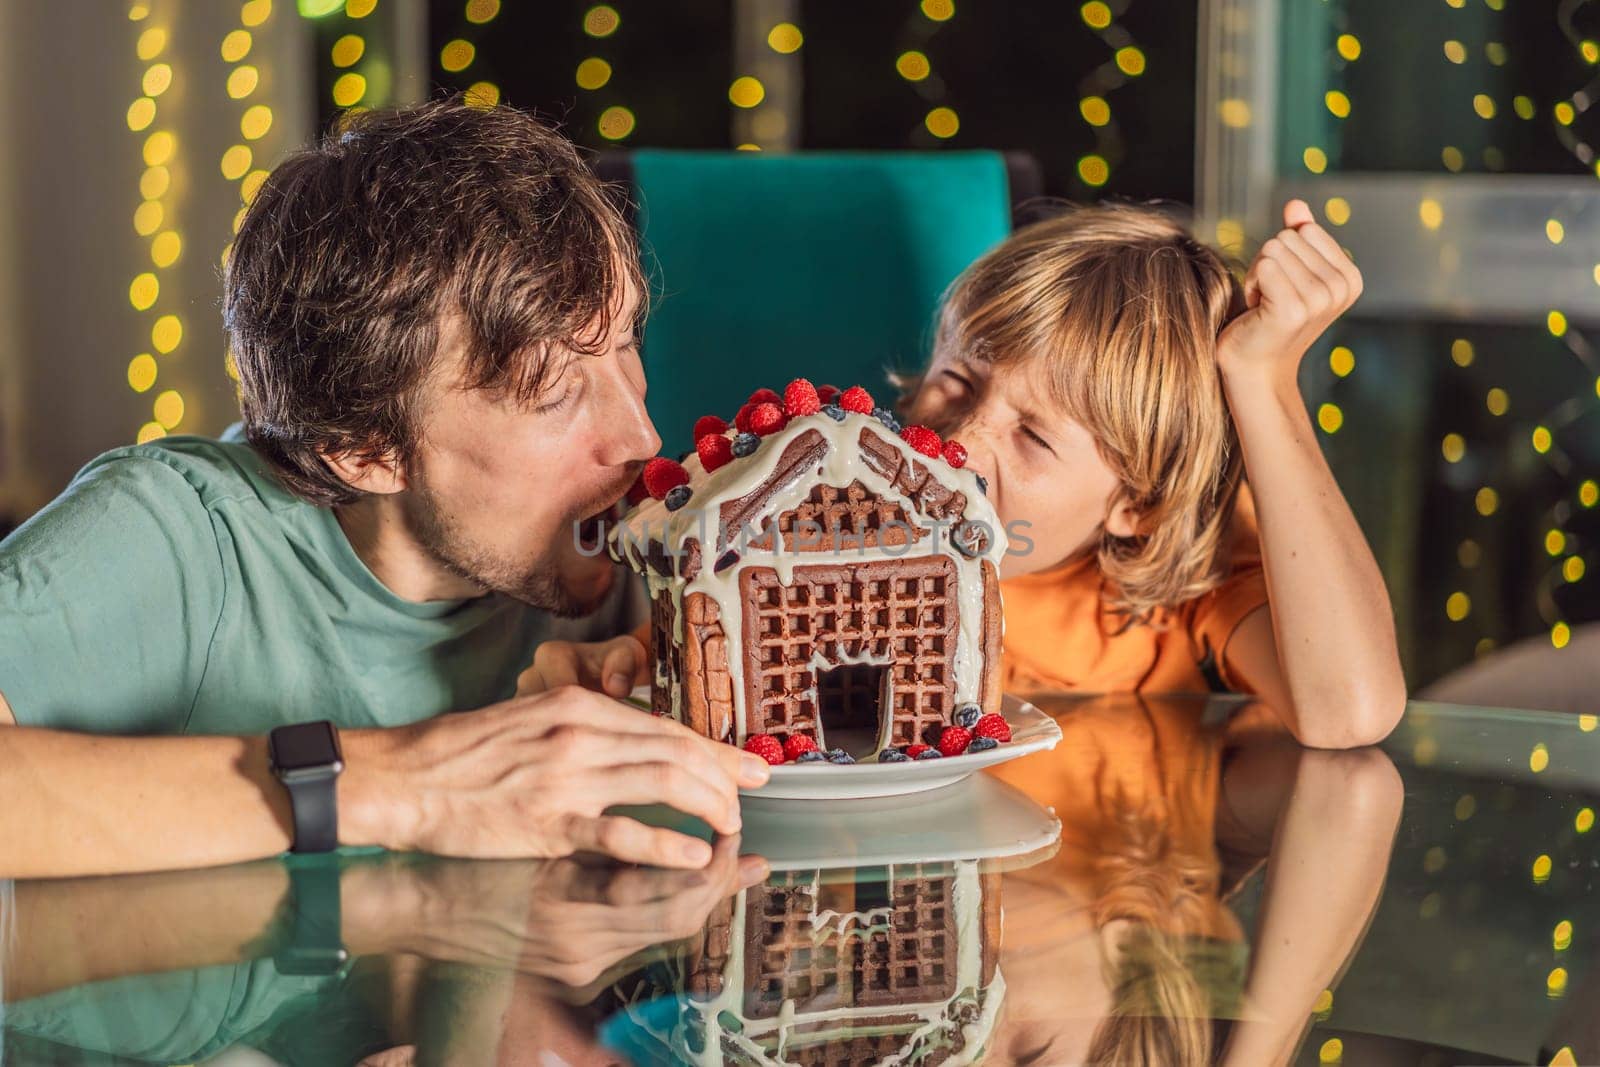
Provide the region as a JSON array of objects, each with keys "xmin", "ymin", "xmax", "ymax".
[
  {"xmin": 518, "ymin": 635, "xmax": 649, "ymax": 698},
  {"xmin": 1217, "ymin": 199, "xmax": 1364, "ymax": 378}
]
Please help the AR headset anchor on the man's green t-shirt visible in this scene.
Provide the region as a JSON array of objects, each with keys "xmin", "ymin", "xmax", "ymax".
[{"xmin": 0, "ymin": 427, "xmax": 641, "ymax": 735}]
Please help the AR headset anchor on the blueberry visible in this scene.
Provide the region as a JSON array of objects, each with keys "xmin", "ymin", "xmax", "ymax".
[
  {"xmin": 821, "ymin": 404, "xmax": 846, "ymax": 422},
  {"xmin": 664, "ymin": 485, "xmax": 692, "ymax": 511},
  {"xmin": 953, "ymin": 704, "xmax": 982, "ymax": 730},
  {"xmin": 914, "ymin": 748, "xmax": 943, "ymax": 760},
  {"xmin": 827, "ymin": 749, "xmax": 856, "ymax": 765},
  {"xmin": 872, "ymin": 408, "xmax": 901, "ymax": 433},
  {"xmin": 795, "ymin": 749, "xmax": 828, "ymax": 763},
  {"xmin": 973, "ymin": 473, "xmax": 988, "ymax": 496},
  {"xmin": 967, "ymin": 736, "xmax": 1000, "ymax": 753},
  {"xmin": 878, "ymin": 748, "xmax": 911, "ymax": 763},
  {"xmin": 732, "ymin": 432, "xmax": 760, "ymax": 457}
]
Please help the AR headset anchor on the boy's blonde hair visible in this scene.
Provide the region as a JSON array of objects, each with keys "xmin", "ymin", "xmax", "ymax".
[{"xmin": 931, "ymin": 202, "xmax": 1246, "ymax": 623}]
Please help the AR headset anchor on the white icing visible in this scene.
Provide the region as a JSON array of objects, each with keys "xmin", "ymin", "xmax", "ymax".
[{"xmin": 610, "ymin": 412, "xmax": 1004, "ymax": 747}]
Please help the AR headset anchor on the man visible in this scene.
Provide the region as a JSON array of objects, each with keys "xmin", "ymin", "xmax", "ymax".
[{"xmin": 0, "ymin": 99, "xmax": 768, "ymax": 880}]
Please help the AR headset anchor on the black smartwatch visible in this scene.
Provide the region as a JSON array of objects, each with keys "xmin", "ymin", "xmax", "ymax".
[{"xmin": 268, "ymin": 720, "xmax": 344, "ymax": 854}]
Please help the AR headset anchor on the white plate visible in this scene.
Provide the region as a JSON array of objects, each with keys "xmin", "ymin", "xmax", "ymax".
[{"xmin": 628, "ymin": 689, "xmax": 1063, "ymax": 800}]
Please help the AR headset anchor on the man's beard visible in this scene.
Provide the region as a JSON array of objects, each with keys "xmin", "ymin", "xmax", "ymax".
[{"xmin": 404, "ymin": 481, "xmax": 614, "ymax": 618}]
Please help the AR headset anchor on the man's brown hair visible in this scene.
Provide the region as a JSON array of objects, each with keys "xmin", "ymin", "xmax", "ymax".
[{"xmin": 224, "ymin": 96, "xmax": 642, "ymax": 506}]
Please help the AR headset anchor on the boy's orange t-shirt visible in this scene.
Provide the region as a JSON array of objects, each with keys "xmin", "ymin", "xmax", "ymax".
[{"xmin": 998, "ymin": 486, "xmax": 1268, "ymax": 696}]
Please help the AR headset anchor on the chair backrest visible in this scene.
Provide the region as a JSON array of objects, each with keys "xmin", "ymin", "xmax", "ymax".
[{"xmin": 620, "ymin": 150, "xmax": 1015, "ymax": 455}]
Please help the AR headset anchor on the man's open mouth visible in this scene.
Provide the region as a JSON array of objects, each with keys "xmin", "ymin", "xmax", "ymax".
[{"xmin": 575, "ymin": 504, "xmax": 618, "ymax": 554}]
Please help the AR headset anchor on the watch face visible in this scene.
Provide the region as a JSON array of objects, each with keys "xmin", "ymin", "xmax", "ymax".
[{"xmin": 271, "ymin": 721, "xmax": 342, "ymax": 772}]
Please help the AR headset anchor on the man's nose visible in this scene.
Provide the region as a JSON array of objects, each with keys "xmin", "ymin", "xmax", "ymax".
[{"xmin": 598, "ymin": 365, "xmax": 661, "ymax": 466}]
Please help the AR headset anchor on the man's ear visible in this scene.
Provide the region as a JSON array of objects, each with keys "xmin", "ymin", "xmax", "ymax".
[
  {"xmin": 1105, "ymin": 491, "xmax": 1142, "ymax": 540},
  {"xmin": 318, "ymin": 447, "xmax": 409, "ymax": 496}
]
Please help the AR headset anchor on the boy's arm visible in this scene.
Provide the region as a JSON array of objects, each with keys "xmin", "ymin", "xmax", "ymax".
[{"xmin": 1215, "ymin": 199, "xmax": 1407, "ymax": 748}]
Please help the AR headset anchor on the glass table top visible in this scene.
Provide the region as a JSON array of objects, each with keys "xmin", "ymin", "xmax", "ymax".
[{"xmin": 3, "ymin": 694, "xmax": 1595, "ymax": 1066}]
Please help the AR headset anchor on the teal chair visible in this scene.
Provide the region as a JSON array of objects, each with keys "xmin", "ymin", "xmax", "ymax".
[{"xmin": 598, "ymin": 150, "xmax": 1028, "ymax": 455}]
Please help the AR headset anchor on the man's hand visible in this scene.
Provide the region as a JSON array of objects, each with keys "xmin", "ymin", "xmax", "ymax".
[
  {"xmin": 341, "ymin": 686, "xmax": 770, "ymax": 868},
  {"xmin": 519, "ymin": 636, "xmax": 648, "ymax": 698},
  {"xmin": 1216, "ymin": 199, "xmax": 1364, "ymax": 381}
]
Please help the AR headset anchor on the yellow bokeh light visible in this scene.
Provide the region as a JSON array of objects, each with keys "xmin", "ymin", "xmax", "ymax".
[
  {"xmin": 1549, "ymin": 967, "xmax": 1569, "ymax": 998},
  {"xmin": 1530, "ymin": 743, "xmax": 1550, "ymax": 772},
  {"xmin": 1565, "ymin": 557, "xmax": 1586, "ymax": 583},
  {"xmin": 1319, "ymin": 1038, "xmax": 1343, "ymax": 1064},
  {"xmin": 1419, "ymin": 892, "xmax": 1442, "ymax": 919},
  {"xmin": 1514, "ymin": 95, "xmax": 1535, "ymax": 120},
  {"xmin": 129, "ymin": 2, "xmax": 150, "ymax": 19},
  {"xmin": 1116, "ymin": 46, "xmax": 1146, "ymax": 76},
  {"xmin": 1078, "ymin": 154, "xmax": 1109, "ymax": 186},
  {"xmin": 1329, "ymin": 345, "xmax": 1355, "ymax": 376},
  {"xmin": 128, "ymin": 272, "xmax": 159, "ymax": 311},
  {"xmin": 126, "ymin": 97, "xmax": 156, "ymax": 132},
  {"xmin": 1442, "ymin": 145, "xmax": 1464, "ymax": 172},
  {"xmin": 1215, "ymin": 218, "xmax": 1244, "ymax": 251},
  {"xmin": 1475, "ymin": 487, "xmax": 1499, "ymax": 516},
  {"xmin": 897, "ymin": 51, "xmax": 931, "ymax": 82},
  {"xmin": 1486, "ymin": 387, "xmax": 1508, "ymax": 415},
  {"xmin": 1317, "ymin": 403, "xmax": 1343, "ymax": 433},
  {"xmin": 926, "ymin": 107, "xmax": 960, "ymax": 139},
  {"xmin": 1555, "ymin": 921, "xmax": 1576, "ymax": 953},
  {"xmin": 228, "ymin": 65, "xmax": 260, "ymax": 99},
  {"xmin": 1552, "ymin": 622, "xmax": 1572, "ymax": 649},
  {"xmin": 1549, "ymin": 310, "xmax": 1568, "ymax": 336},
  {"xmin": 1532, "ymin": 425, "xmax": 1553, "ymax": 453},
  {"xmin": 440, "ymin": 39, "xmax": 476, "ymax": 73},
  {"xmin": 767, "ymin": 22, "xmax": 803, "ymax": 53},
  {"xmin": 1556, "ymin": 101, "xmax": 1576, "ymax": 126},
  {"xmin": 730, "ymin": 76, "xmax": 767, "ymax": 109},
  {"xmin": 136, "ymin": 27, "xmax": 167, "ymax": 60},
  {"xmin": 1325, "ymin": 90, "xmax": 1351, "ymax": 118},
  {"xmin": 1547, "ymin": 529, "xmax": 1567, "ymax": 556},
  {"xmin": 143, "ymin": 130, "xmax": 176, "ymax": 167},
  {"xmin": 139, "ymin": 166, "xmax": 169, "ymax": 200},
  {"xmin": 153, "ymin": 389, "xmax": 185, "ymax": 430},
  {"xmin": 1337, "ymin": 34, "xmax": 1361, "ymax": 61},
  {"xmin": 1081, "ymin": 96, "xmax": 1112, "ymax": 126},
  {"xmin": 1219, "ymin": 98, "xmax": 1251, "ymax": 128},
  {"xmin": 232, "ymin": 207, "xmax": 247, "ymax": 234},
  {"xmin": 575, "ymin": 57, "xmax": 612, "ymax": 90},
  {"xmin": 597, "ymin": 105, "xmax": 635, "ymax": 141},
  {"xmin": 1081, "ymin": 1, "xmax": 1112, "ymax": 29},
  {"xmin": 1547, "ymin": 218, "xmax": 1566, "ymax": 244},
  {"xmin": 220, "ymin": 144, "xmax": 252, "ymax": 180},
  {"xmin": 1533, "ymin": 854, "xmax": 1553, "ymax": 882},
  {"xmin": 221, "ymin": 30, "xmax": 252, "ymax": 63},
  {"xmin": 241, "ymin": 0, "xmax": 273, "ymax": 27},
  {"xmin": 346, "ymin": 0, "xmax": 378, "ymax": 16},
  {"xmin": 1443, "ymin": 40, "xmax": 1466, "ymax": 63},
  {"xmin": 1584, "ymin": 40, "xmax": 1600, "ymax": 64},
  {"xmin": 1455, "ymin": 794, "xmax": 1477, "ymax": 820},
  {"xmin": 735, "ymin": 143, "xmax": 761, "ymax": 151},
  {"xmin": 142, "ymin": 63, "xmax": 172, "ymax": 97},
  {"xmin": 1450, "ymin": 338, "xmax": 1474, "ymax": 366},
  {"xmin": 1445, "ymin": 591, "xmax": 1470, "ymax": 621},
  {"xmin": 127, "ymin": 353, "xmax": 158, "ymax": 393},
  {"xmin": 1441, "ymin": 433, "xmax": 1465, "ymax": 463},
  {"xmin": 1485, "ymin": 40, "xmax": 1508, "ymax": 64},
  {"xmin": 136, "ymin": 422, "xmax": 167, "ymax": 445},
  {"xmin": 1324, "ymin": 197, "xmax": 1351, "ymax": 226},
  {"xmin": 1419, "ymin": 198, "xmax": 1443, "ymax": 230},
  {"xmin": 240, "ymin": 169, "xmax": 269, "ymax": 204},
  {"xmin": 150, "ymin": 231, "xmax": 181, "ymax": 268},
  {"xmin": 332, "ymin": 72, "xmax": 367, "ymax": 107},
  {"xmin": 133, "ymin": 200, "xmax": 164, "ymax": 236},
  {"xmin": 464, "ymin": 81, "xmax": 500, "ymax": 107},
  {"xmin": 1303, "ymin": 146, "xmax": 1327, "ymax": 174},
  {"xmin": 151, "ymin": 314, "xmax": 182, "ymax": 354},
  {"xmin": 1313, "ymin": 988, "xmax": 1334, "ymax": 1015},
  {"xmin": 465, "ymin": 0, "xmax": 500, "ymax": 24},
  {"xmin": 1576, "ymin": 810, "xmax": 1594, "ymax": 835},
  {"xmin": 1581, "ymin": 713, "xmax": 1598, "ymax": 730},
  {"xmin": 240, "ymin": 104, "xmax": 273, "ymax": 141},
  {"xmin": 583, "ymin": 5, "xmax": 620, "ymax": 37},
  {"xmin": 1473, "ymin": 94, "xmax": 1496, "ymax": 120},
  {"xmin": 331, "ymin": 34, "xmax": 365, "ymax": 67},
  {"xmin": 921, "ymin": 0, "xmax": 955, "ymax": 21}
]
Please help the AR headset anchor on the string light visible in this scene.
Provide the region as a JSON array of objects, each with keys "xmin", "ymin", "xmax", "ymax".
[{"xmin": 1070, "ymin": 3, "xmax": 1151, "ymax": 190}]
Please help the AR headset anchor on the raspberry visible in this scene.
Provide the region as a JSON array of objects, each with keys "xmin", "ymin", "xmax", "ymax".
[
  {"xmin": 905, "ymin": 743, "xmax": 933, "ymax": 758},
  {"xmin": 838, "ymin": 385, "xmax": 875, "ymax": 414},
  {"xmin": 642, "ymin": 457, "xmax": 690, "ymax": 500},
  {"xmin": 743, "ymin": 734, "xmax": 785, "ymax": 765},
  {"xmin": 817, "ymin": 384, "xmax": 840, "ymax": 405},
  {"xmin": 696, "ymin": 433, "xmax": 733, "ymax": 472},
  {"xmin": 973, "ymin": 713, "xmax": 1011, "ymax": 743},
  {"xmin": 693, "ymin": 414, "xmax": 728, "ymax": 441},
  {"xmin": 747, "ymin": 387, "xmax": 782, "ymax": 407},
  {"xmin": 782, "ymin": 734, "xmax": 819, "ymax": 761},
  {"xmin": 748, "ymin": 402, "xmax": 788, "ymax": 436},
  {"xmin": 937, "ymin": 725, "xmax": 973, "ymax": 757},
  {"xmin": 625, "ymin": 473, "xmax": 650, "ymax": 507},
  {"xmin": 943, "ymin": 440, "xmax": 968, "ymax": 468},
  {"xmin": 901, "ymin": 425, "xmax": 942, "ymax": 458},
  {"xmin": 733, "ymin": 403, "xmax": 758, "ymax": 434},
  {"xmin": 783, "ymin": 378, "xmax": 821, "ymax": 417}
]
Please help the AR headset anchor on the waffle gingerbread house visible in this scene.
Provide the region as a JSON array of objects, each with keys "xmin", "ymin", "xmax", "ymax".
[
  {"xmin": 612, "ymin": 860, "xmax": 1005, "ymax": 1065},
  {"xmin": 610, "ymin": 380, "xmax": 1010, "ymax": 765}
]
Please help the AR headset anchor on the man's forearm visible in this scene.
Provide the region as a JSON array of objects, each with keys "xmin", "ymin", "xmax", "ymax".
[{"xmin": 0, "ymin": 725, "xmax": 394, "ymax": 879}]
